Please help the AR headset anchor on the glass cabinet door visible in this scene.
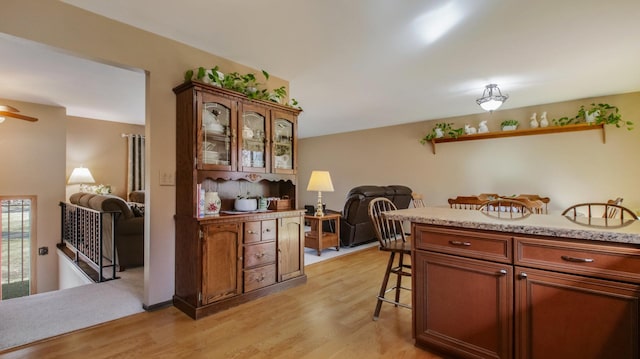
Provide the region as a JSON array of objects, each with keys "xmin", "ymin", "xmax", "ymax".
[
  {"xmin": 239, "ymin": 104, "xmax": 269, "ymax": 173},
  {"xmin": 198, "ymin": 92, "xmax": 236, "ymax": 171},
  {"xmin": 272, "ymin": 112, "xmax": 296, "ymax": 174}
]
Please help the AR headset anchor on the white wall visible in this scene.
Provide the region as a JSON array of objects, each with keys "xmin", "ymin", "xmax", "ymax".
[
  {"xmin": 1, "ymin": 1, "xmax": 290, "ymax": 306},
  {"xmin": 0, "ymin": 99, "xmax": 66, "ymax": 293},
  {"xmin": 299, "ymin": 92, "xmax": 640, "ymax": 214}
]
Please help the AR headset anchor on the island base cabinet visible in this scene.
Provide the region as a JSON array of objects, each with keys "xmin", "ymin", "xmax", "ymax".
[
  {"xmin": 515, "ymin": 267, "xmax": 640, "ymax": 359},
  {"xmin": 414, "ymin": 251, "xmax": 513, "ymax": 359}
]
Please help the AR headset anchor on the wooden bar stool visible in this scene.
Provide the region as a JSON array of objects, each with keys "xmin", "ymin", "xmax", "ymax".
[{"xmin": 368, "ymin": 197, "xmax": 411, "ymax": 320}]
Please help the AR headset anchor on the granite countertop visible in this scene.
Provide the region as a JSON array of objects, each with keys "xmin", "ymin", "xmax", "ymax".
[{"xmin": 385, "ymin": 207, "xmax": 640, "ymax": 245}]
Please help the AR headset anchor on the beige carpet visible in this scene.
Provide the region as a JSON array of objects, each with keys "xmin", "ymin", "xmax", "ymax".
[{"xmin": 0, "ymin": 267, "xmax": 144, "ymax": 352}]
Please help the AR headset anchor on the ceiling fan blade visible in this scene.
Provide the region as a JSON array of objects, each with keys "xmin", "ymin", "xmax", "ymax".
[
  {"xmin": 0, "ymin": 105, "xmax": 20, "ymax": 112},
  {"xmin": 0, "ymin": 111, "xmax": 38, "ymax": 122}
]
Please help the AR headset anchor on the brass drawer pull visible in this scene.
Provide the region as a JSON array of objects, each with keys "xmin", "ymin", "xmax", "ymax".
[
  {"xmin": 247, "ymin": 230, "xmax": 256, "ymax": 234},
  {"xmin": 449, "ymin": 240, "xmax": 471, "ymax": 247},
  {"xmin": 256, "ymin": 274, "xmax": 265, "ymax": 282},
  {"xmin": 561, "ymin": 255, "xmax": 594, "ymax": 263},
  {"xmin": 255, "ymin": 252, "xmax": 265, "ymax": 258}
]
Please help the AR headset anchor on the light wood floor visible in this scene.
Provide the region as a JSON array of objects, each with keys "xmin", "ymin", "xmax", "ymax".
[{"xmin": 1, "ymin": 247, "xmax": 442, "ymax": 359}]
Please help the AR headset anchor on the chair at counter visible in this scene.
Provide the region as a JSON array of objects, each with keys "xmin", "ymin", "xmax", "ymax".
[
  {"xmin": 479, "ymin": 198, "xmax": 533, "ymax": 218},
  {"xmin": 448, "ymin": 195, "xmax": 488, "ymax": 210},
  {"xmin": 411, "ymin": 192, "xmax": 426, "ymax": 208},
  {"xmin": 562, "ymin": 200, "xmax": 638, "ymax": 220},
  {"xmin": 449, "ymin": 193, "xmax": 550, "ymax": 214},
  {"xmin": 368, "ymin": 197, "xmax": 411, "ymax": 321}
]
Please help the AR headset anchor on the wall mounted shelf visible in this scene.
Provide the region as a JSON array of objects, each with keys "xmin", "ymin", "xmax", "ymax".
[{"xmin": 429, "ymin": 123, "xmax": 605, "ymax": 154}]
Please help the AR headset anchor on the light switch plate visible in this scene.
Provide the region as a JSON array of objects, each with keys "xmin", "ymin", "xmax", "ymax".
[{"xmin": 159, "ymin": 170, "xmax": 175, "ymax": 186}]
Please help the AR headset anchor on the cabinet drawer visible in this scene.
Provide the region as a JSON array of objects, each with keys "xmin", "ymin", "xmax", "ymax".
[
  {"xmin": 244, "ymin": 264, "xmax": 276, "ymax": 292},
  {"xmin": 244, "ymin": 221, "xmax": 262, "ymax": 243},
  {"xmin": 244, "ymin": 242, "xmax": 276, "ymax": 268},
  {"xmin": 262, "ymin": 220, "xmax": 276, "ymax": 241},
  {"xmin": 244, "ymin": 220, "xmax": 277, "ymax": 244},
  {"xmin": 515, "ymin": 237, "xmax": 640, "ymax": 284},
  {"xmin": 414, "ymin": 225, "xmax": 512, "ymax": 264}
]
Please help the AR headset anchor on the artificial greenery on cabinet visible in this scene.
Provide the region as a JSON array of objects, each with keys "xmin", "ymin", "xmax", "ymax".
[{"xmin": 184, "ymin": 66, "xmax": 302, "ymax": 110}]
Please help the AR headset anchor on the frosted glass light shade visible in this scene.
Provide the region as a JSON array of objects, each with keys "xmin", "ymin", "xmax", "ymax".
[
  {"xmin": 476, "ymin": 84, "xmax": 508, "ymax": 112},
  {"xmin": 306, "ymin": 171, "xmax": 334, "ymax": 192},
  {"xmin": 68, "ymin": 167, "xmax": 96, "ymax": 184},
  {"xmin": 479, "ymin": 99, "xmax": 503, "ymax": 111}
]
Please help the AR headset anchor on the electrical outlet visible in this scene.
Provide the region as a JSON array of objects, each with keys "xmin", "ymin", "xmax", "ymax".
[{"xmin": 38, "ymin": 246, "xmax": 48, "ymax": 255}]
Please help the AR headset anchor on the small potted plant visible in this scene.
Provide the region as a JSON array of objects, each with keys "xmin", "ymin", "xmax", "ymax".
[
  {"xmin": 500, "ymin": 119, "xmax": 519, "ymax": 131},
  {"xmin": 420, "ymin": 122, "xmax": 464, "ymax": 143}
]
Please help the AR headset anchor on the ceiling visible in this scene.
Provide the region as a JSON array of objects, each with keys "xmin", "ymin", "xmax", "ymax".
[
  {"xmin": 3, "ymin": 1, "xmax": 640, "ymax": 137},
  {"xmin": 0, "ymin": 33, "xmax": 146, "ymax": 125}
]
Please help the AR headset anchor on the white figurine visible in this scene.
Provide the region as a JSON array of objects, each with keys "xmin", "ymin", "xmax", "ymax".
[
  {"xmin": 478, "ymin": 121, "xmax": 489, "ymax": 133},
  {"xmin": 434, "ymin": 128, "xmax": 444, "ymax": 138},
  {"xmin": 585, "ymin": 110, "xmax": 599, "ymax": 123},
  {"xmin": 464, "ymin": 124, "xmax": 477, "ymax": 135},
  {"xmin": 540, "ymin": 111, "xmax": 549, "ymax": 127},
  {"xmin": 530, "ymin": 113, "xmax": 539, "ymax": 128}
]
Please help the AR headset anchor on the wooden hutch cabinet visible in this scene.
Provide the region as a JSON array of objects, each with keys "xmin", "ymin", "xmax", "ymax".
[{"xmin": 173, "ymin": 81, "xmax": 306, "ymax": 319}]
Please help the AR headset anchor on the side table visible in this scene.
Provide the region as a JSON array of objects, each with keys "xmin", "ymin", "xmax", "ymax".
[{"xmin": 304, "ymin": 213, "xmax": 341, "ymax": 256}]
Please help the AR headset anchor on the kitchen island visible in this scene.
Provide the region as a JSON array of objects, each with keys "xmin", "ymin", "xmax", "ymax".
[{"xmin": 385, "ymin": 207, "xmax": 640, "ymax": 359}]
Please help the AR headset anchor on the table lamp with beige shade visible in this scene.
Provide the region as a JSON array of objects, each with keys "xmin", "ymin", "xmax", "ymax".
[
  {"xmin": 68, "ymin": 166, "xmax": 95, "ymax": 192},
  {"xmin": 307, "ymin": 170, "xmax": 334, "ymax": 217}
]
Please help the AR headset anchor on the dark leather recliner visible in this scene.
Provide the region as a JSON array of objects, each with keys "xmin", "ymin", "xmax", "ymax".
[{"xmin": 339, "ymin": 185, "xmax": 412, "ymax": 247}]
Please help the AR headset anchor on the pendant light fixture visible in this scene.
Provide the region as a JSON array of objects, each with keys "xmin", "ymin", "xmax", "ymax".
[{"xmin": 476, "ymin": 84, "xmax": 508, "ymax": 112}]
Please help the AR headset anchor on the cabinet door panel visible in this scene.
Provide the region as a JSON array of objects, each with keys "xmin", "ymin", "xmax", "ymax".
[
  {"xmin": 515, "ymin": 267, "xmax": 640, "ymax": 359},
  {"xmin": 201, "ymin": 223, "xmax": 241, "ymax": 304},
  {"xmin": 198, "ymin": 92, "xmax": 236, "ymax": 171},
  {"xmin": 414, "ymin": 251, "xmax": 513, "ymax": 359},
  {"xmin": 272, "ymin": 112, "xmax": 297, "ymax": 174},
  {"xmin": 278, "ymin": 215, "xmax": 304, "ymax": 281},
  {"xmin": 239, "ymin": 103, "xmax": 269, "ymax": 173}
]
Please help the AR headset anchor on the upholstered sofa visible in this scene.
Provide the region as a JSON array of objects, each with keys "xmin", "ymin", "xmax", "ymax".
[
  {"xmin": 339, "ymin": 185, "xmax": 412, "ymax": 247},
  {"xmin": 69, "ymin": 192, "xmax": 144, "ymax": 270}
]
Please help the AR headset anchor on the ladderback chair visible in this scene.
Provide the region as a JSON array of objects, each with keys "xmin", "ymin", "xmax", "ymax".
[
  {"xmin": 448, "ymin": 196, "xmax": 487, "ymax": 210},
  {"xmin": 562, "ymin": 202, "xmax": 638, "ymax": 221},
  {"xmin": 411, "ymin": 192, "xmax": 426, "ymax": 208},
  {"xmin": 515, "ymin": 194, "xmax": 550, "ymax": 214},
  {"xmin": 511, "ymin": 196, "xmax": 546, "ymax": 214},
  {"xmin": 368, "ymin": 197, "xmax": 411, "ymax": 320},
  {"xmin": 479, "ymin": 199, "xmax": 533, "ymax": 218},
  {"xmin": 605, "ymin": 197, "xmax": 624, "ymax": 218}
]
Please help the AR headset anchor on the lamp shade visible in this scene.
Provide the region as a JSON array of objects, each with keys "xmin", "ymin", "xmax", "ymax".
[
  {"xmin": 476, "ymin": 84, "xmax": 508, "ymax": 112},
  {"xmin": 68, "ymin": 167, "xmax": 96, "ymax": 184},
  {"xmin": 306, "ymin": 171, "xmax": 334, "ymax": 192}
]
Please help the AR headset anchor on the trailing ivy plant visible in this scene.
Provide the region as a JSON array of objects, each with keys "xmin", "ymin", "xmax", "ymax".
[
  {"xmin": 553, "ymin": 103, "xmax": 633, "ymax": 130},
  {"xmin": 184, "ymin": 67, "xmax": 303, "ymax": 109},
  {"xmin": 420, "ymin": 122, "xmax": 464, "ymax": 144}
]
